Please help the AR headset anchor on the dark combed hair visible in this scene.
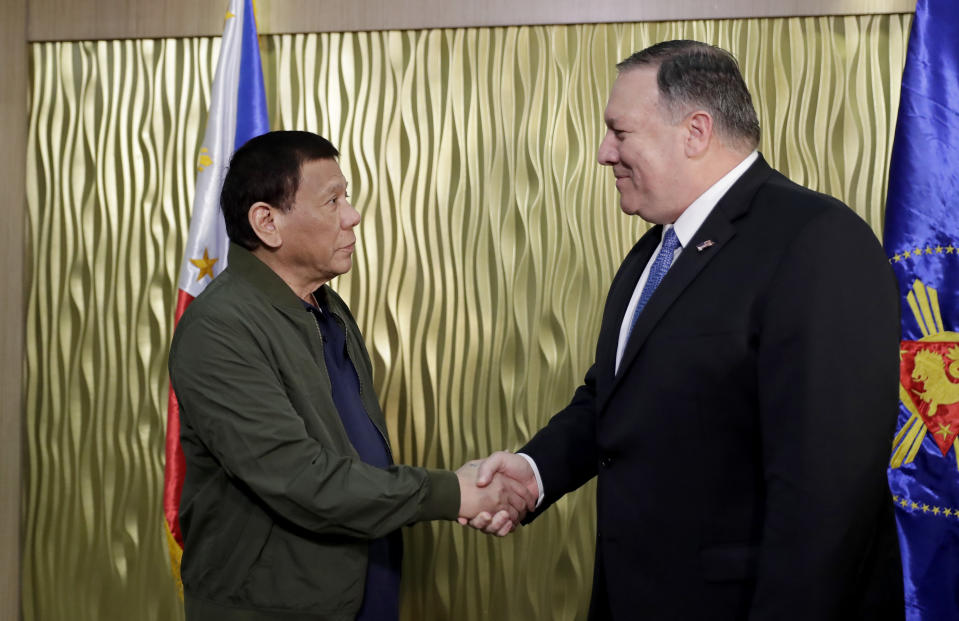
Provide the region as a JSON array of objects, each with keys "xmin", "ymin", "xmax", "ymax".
[
  {"xmin": 220, "ymin": 130, "xmax": 340, "ymax": 250},
  {"xmin": 617, "ymin": 40, "xmax": 760, "ymax": 150}
]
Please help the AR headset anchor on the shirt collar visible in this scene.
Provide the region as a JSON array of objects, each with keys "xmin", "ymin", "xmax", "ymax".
[{"xmin": 668, "ymin": 150, "xmax": 759, "ymax": 247}]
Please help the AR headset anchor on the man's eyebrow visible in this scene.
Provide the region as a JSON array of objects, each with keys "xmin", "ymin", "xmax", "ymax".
[{"xmin": 321, "ymin": 178, "xmax": 348, "ymax": 194}]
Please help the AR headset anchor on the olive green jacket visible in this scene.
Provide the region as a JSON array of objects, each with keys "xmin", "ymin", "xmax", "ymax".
[{"xmin": 169, "ymin": 244, "xmax": 460, "ymax": 620}]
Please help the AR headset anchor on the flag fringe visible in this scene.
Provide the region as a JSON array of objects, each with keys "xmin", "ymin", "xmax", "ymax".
[{"xmin": 165, "ymin": 518, "xmax": 184, "ymax": 601}]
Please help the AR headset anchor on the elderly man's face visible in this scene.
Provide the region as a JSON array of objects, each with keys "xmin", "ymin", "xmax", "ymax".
[
  {"xmin": 274, "ymin": 158, "xmax": 360, "ymax": 284},
  {"xmin": 597, "ymin": 67, "xmax": 689, "ymax": 224}
]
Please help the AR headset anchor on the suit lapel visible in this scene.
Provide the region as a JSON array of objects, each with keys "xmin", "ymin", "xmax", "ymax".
[
  {"xmin": 594, "ymin": 227, "xmax": 663, "ymax": 374},
  {"xmin": 604, "ymin": 155, "xmax": 775, "ymax": 402}
]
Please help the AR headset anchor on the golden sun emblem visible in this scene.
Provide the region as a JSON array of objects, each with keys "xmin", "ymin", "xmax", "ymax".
[{"xmin": 891, "ymin": 279, "xmax": 959, "ymax": 471}]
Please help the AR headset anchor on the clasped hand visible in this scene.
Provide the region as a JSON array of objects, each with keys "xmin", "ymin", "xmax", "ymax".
[{"xmin": 455, "ymin": 451, "xmax": 539, "ymax": 536}]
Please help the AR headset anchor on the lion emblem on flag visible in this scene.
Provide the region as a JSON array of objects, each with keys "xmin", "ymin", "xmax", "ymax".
[{"xmin": 892, "ymin": 280, "xmax": 959, "ymax": 471}]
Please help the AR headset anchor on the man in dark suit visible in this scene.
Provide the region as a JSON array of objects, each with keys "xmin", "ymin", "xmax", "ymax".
[{"xmin": 471, "ymin": 40, "xmax": 904, "ymax": 620}]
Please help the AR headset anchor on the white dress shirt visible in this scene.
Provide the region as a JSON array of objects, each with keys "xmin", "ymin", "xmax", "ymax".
[{"xmin": 614, "ymin": 150, "xmax": 758, "ymax": 373}]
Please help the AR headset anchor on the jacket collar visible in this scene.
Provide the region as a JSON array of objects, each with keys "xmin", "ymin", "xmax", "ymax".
[{"xmin": 226, "ymin": 243, "xmax": 317, "ymax": 311}]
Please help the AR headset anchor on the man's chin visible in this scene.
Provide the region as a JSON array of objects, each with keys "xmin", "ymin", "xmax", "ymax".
[{"xmin": 619, "ymin": 200, "xmax": 643, "ymax": 216}]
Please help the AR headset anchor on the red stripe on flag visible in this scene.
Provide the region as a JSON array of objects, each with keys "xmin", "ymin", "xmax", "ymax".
[{"xmin": 163, "ymin": 288, "xmax": 195, "ymax": 547}]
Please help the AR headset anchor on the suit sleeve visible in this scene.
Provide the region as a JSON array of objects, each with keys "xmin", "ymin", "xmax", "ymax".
[
  {"xmin": 749, "ymin": 205, "xmax": 900, "ymax": 618},
  {"xmin": 519, "ymin": 236, "xmax": 654, "ymax": 521},
  {"xmin": 170, "ymin": 314, "xmax": 459, "ymax": 539},
  {"xmin": 520, "ymin": 362, "xmax": 602, "ymax": 520}
]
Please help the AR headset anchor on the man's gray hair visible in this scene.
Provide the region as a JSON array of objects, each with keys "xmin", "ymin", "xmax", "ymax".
[{"xmin": 618, "ymin": 40, "xmax": 761, "ymax": 150}]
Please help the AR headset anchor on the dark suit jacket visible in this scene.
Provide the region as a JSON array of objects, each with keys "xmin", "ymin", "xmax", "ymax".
[{"xmin": 521, "ymin": 156, "xmax": 904, "ymax": 620}]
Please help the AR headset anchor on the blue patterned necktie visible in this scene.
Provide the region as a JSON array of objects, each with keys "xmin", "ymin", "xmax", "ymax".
[{"xmin": 628, "ymin": 227, "xmax": 681, "ymax": 337}]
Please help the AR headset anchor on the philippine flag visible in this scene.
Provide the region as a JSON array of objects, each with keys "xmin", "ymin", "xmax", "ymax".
[{"xmin": 162, "ymin": 0, "xmax": 269, "ymax": 594}]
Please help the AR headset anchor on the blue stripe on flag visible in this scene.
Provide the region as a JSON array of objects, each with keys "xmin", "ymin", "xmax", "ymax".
[{"xmin": 235, "ymin": 0, "xmax": 269, "ymax": 149}]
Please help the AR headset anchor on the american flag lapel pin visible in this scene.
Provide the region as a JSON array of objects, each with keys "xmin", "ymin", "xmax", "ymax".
[{"xmin": 696, "ymin": 240, "xmax": 715, "ymax": 252}]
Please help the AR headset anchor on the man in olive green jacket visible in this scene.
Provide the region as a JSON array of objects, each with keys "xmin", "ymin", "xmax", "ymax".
[{"xmin": 169, "ymin": 131, "xmax": 532, "ymax": 620}]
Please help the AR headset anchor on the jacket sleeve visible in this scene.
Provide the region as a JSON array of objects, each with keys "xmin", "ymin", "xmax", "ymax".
[
  {"xmin": 749, "ymin": 204, "xmax": 901, "ymax": 618},
  {"xmin": 170, "ymin": 312, "xmax": 460, "ymax": 539},
  {"xmin": 519, "ymin": 235, "xmax": 655, "ymax": 521},
  {"xmin": 520, "ymin": 362, "xmax": 601, "ymax": 521}
]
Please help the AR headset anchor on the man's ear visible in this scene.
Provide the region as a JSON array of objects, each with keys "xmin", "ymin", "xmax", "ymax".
[
  {"xmin": 684, "ymin": 110, "xmax": 713, "ymax": 157},
  {"xmin": 248, "ymin": 202, "xmax": 282, "ymax": 249}
]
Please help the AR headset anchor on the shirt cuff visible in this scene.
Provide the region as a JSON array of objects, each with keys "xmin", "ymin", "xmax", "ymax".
[{"xmin": 516, "ymin": 452, "xmax": 545, "ymax": 509}]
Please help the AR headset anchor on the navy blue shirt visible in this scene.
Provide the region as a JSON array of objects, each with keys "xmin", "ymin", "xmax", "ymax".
[{"xmin": 305, "ymin": 295, "xmax": 401, "ymax": 621}]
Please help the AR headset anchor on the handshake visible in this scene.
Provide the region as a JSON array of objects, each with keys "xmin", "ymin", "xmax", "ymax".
[{"xmin": 455, "ymin": 451, "xmax": 538, "ymax": 537}]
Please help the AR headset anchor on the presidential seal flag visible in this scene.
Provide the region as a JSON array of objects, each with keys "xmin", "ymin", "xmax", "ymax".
[
  {"xmin": 884, "ymin": 0, "xmax": 959, "ymax": 618},
  {"xmin": 162, "ymin": 0, "xmax": 268, "ymax": 595}
]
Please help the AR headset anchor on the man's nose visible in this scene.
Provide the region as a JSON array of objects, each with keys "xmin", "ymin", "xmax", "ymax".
[
  {"xmin": 597, "ymin": 132, "xmax": 618, "ymax": 166},
  {"xmin": 343, "ymin": 202, "xmax": 361, "ymax": 228}
]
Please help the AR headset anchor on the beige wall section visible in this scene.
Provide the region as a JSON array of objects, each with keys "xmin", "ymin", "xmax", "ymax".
[
  {"xmin": 29, "ymin": 0, "xmax": 916, "ymax": 40},
  {"xmin": 0, "ymin": 0, "xmax": 26, "ymax": 618}
]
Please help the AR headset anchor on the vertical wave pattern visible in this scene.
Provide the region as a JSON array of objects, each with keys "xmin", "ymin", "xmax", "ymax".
[
  {"xmin": 25, "ymin": 16, "xmax": 910, "ymax": 621},
  {"xmin": 24, "ymin": 37, "xmax": 217, "ymax": 621}
]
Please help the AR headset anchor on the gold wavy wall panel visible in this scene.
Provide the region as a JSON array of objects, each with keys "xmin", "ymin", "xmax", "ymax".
[
  {"xmin": 24, "ymin": 38, "xmax": 218, "ymax": 621},
  {"xmin": 25, "ymin": 16, "xmax": 910, "ymax": 621}
]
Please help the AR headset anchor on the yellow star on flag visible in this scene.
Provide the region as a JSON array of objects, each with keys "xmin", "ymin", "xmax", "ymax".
[
  {"xmin": 190, "ymin": 249, "xmax": 219, "ymax": 282},
  {"xmin": 936, "ymin": 423, "xmax": 952, "ymax": 439},
  {"xmin": 198, "ymin": 147, "xmax": 213, "ymax": 172}
]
